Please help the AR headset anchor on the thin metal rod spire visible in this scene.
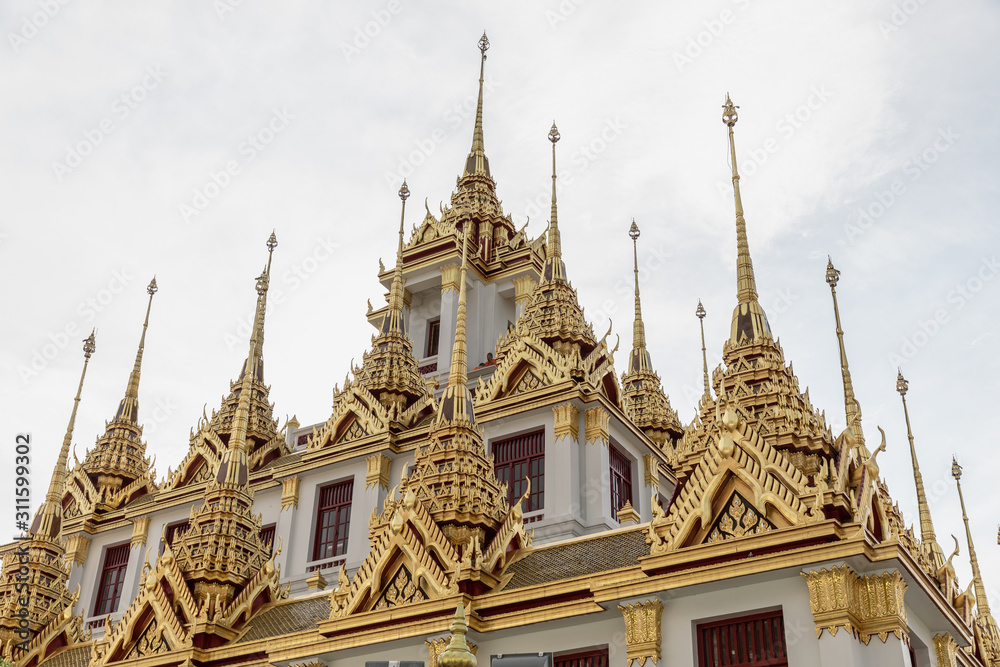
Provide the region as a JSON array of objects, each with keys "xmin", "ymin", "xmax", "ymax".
[
  {"xmin": 826, "ymin": 257, "xmax": 864, "ymax": 447},
  {"xmin": 696, "ymin": 301, "xmax": 710, "ymax": 400}
]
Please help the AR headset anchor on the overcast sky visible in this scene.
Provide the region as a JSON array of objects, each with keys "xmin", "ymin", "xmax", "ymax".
[{"xmin": 2, "ymin": 1, "xmax": 998, "ymax": 604}]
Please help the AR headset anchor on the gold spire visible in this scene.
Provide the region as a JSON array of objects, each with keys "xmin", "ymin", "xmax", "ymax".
[
  {"xmin": 825, "ymin": 257, "xmax": 864, "ymax": 449},
  {"xmin": 438, "ymin": 602, "xmax": 477, "ymax": 667},
  {"xmin": 542, "ymin": 121, "xmax": 567, "ymax": 284},
  {"xmin": 220, "ymin": 232, "xmax": 276, "ymax": 487},
  {"xmin": 722, "ymin": 95, "xmax": 771, "ymax": 344},
  {"xmin": 952, "ymin": 458, "xmax": 994, "ymax": 618},
  {"xmin": 117, "ymin": 277, "xmax": 157, "ymax": 424},
  {"xmin": 462, "ymin": 33, "xmax": 491, "ymax": 179},
  {"xmin": 381, "ymin": 181, "xmax": 409, "ymax": 335},
  {"xmin": 696, "ymin": 300, "xmax": 710, "ymax": 400},
  {"xmin": 896, "ymin": 371, "xmax": 945, "ymax": 570},
  {"xmin": 30, "ymin": 331, "xmax": 96, "ymax": 538},
  {"xmin": 627, "ymin": 219, "xmax": 651, "ymax": 373},
  {"xmin": 436, "ymin": 221, "xmax": 475, "ymax": 426}
]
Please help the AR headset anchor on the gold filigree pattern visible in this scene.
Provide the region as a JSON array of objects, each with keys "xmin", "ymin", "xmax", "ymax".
[
  {"xmin": 373, "ymin": 565, "xmax": 427, "ymax": 611},
  {"xmin": 705, "ymin": 492, "xmax": 774, "ymax": 544},
  {"xmin": 511, "ymin": 371, "xmax": 541, "ymax": 396},
  {"xmin": 801, "ymin": 565, "xmax": 908, "ymax": 644},
  {"xmin": 124, "ymin": 618, "xmax": 169, "ymax": 659},
  {"xmin": 618, "ymin": 599, "xmax": 663, "ymax": 667}
]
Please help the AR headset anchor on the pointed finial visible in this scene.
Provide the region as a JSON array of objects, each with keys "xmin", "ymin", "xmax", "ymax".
[
  {"xmin": 382, "ymin": 181, "xmax": 410, "ymax": 335},
  {"xmin": 696, "ymin": 300, "xmax": 711, "ymax": 400},
  {"xmin": 436, "ymin": 222, "xmax": 475, "ymax": 427},
  {"xmin": 896, "ymin": 371, "xmax": 944, "ymax": 569},
  {"xmin": 825, "ymin": 256, "xmax": 863, "ymax": 449},
  {"xmin": 438, "ymin": 602, "xmax": 477, "ymax": 667},
  {"xmin": 626, "ymin": 219, "xmax": 650, "ymax": 373},
  {"xmin": 722, "ymin": 94, "xmax": 768, "ymax": 344},
  {"xmin": 953, "ymin": 456, "xmax": 995, "ymax": 620},
  {"xmin": 463, "ymin": 33, "xmax": 491, "ymax": 178},
  {"xmin": 542, "ymin": 121, "xmax": 566, "ymax": 284},
  {"xmin": 115, "ymin": 277, "xmax": 158, "ymax": 424},
  {"xmin": 30, "ymin": 332, "xmax": 96, "ymax": 538}
]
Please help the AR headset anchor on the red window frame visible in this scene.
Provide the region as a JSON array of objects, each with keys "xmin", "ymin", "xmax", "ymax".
[
  {"xmin": 93, "ymin": 544, "xmax": 130, "ymax": 616},
  {"xmin": 697, "ymin": 610, "xmax": 788, "ymax": 667},
  {"xmin": 609, "ymin": 443, "xmax": 633, "ymax": 516},
  {"xmin": 313, "ymin": 479, "xmax": 353, "ymax": 561},
  {"xmin": 555, "ymin": 647, "xmax": 609, "ymax": 667},
  {"xmin": 259, "ymin": 524, "xmax": 276, "ymax": 553},
  {"xmin": 492, "ymin": 430, "xmax": 544, "ymax": 512},
  {"xmin": 426, "ymin": 318, "xmax": 441, "ymax": 357}
]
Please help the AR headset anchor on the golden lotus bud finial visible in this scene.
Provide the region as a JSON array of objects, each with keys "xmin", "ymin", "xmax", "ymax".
[
  {"xmin": 438, "ymin": 602, "xmax": 477, "ymax": 667},
  {"xmin": 696, "ymin": 300, "xmax": 706, "ymax": 320},
  {"xmin": 825, "ymin": 256, "xmax": 840, "ymax": 287},
  {"xmin": 722, "ymin": 93, "xmax": 739, "ymax": 127},
  {"xmin": 83, "ymin": 330, "xmax": 96, "ymax": 358},
  {"xmin": 399, "ymin": 179, "xmax": 410, "ymax": 201},
  {"xmin": 951, "ymin": 457, "xmax": 962, "ymax": 481},
  {"xmin": 267, "ymin": 230, "xmax": 278, "ymax": 253},
  {"xmin": 256, "ymin": 271, "xmax": 269, "ymax": 296},
  {"xmin": 895, "ymin": 368, "xmax": 908, "ymax": 396},
  {"xmin": 147, "ymin": 277, "xmax": 158, "ymax": 295},
  {"xmin": 478, "ymin": 31, "xmax": 489, "ymax": 56},
  {"xmin": 629, "ymin": 218, "xmax": 640, "ymax": 242},
  {"xmin": 548, "ymin": 121, "xmax": 560, "ymax": 144}
]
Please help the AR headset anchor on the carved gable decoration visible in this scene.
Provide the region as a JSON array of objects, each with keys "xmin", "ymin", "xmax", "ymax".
[
  {"xmin": 705, "ymin": 491, "xmax": 775, "ymax": 544},
  {"xmin": 373, "ymin": 565, "xmax": 428, "ymax": 612},
  {"xmin": 123, "ymin": 617, "xmax": 171, "ymax": 660}
]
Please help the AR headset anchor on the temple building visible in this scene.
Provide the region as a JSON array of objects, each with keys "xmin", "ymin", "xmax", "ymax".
[{"xmin": 2, "ymin": 34, "xmax": 999, "ymax": 667}]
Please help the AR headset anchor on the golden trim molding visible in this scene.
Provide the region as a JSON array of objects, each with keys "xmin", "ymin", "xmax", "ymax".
[
  {"xmin": 64, "ymin": 534, "xmax": 90, "ymax": 565},
  {"xmin": 618, "ymin": 598, "xmax": 663, "ymax": 666},
  {"xmin": 643, "ymin": 454, "xmax": 659, "ymax": 488},
  {"xmin": 281, "ymin": 476, "xmax": 301, "ymax": 510},
  {"xmin": 553, "ymin": 403, "xmax": 579, "ymax": 441},
  {"xmin": 441, "ymin": 264, "xmax": 460, "ymax": 294},
  {"xmin": 585, "ymin": 407, "xmax": 610, "ymax": 446},
  {"xmin": 933, "ymin": 633, "xmax": 958, "ymax": 667},
  {"xmin": 800, "ymin": 565, "xmax": 908, "ymax": 645},
  {"xmin": 513, "ymin": 276, "xmax": 537, "ymax": 309},
  {"xmin": 131, "ymin": 516, "xmax": 150, "ymax": 548},
  {"xmin": 366, "ymin": 454, "xmax": 392, "ymax": 490}
]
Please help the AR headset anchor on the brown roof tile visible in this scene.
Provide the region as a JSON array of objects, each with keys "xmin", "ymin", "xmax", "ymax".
[
  {"xmin": 234, "ymin": 595, "xmax": 330, "ymax": 644},
  {"xmin": 500, "ymin": 529, "xmax": 650, "ymax": 591},
  {"xmin": 38, "ymin": 645, "xmax": 92, "ymax": 667}
]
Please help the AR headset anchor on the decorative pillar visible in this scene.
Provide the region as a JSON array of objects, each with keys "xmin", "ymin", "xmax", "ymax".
[
  {"xmin": 643, "ymin": 454, "xmax": 659, "ymax": 488},
  {"xmin": 130, "ymin": 517, "xmax": 150, "ymax": 548},
  {"xmin": 365, "ymin": 454, "xmax": 392, "ymax": 490},
  {"xmin": 513, "ymin": 276, "xmax": 537, "ymax": 320},
  {"xmin": 64, "ymin": 534, "xmax": 90, "ymax": 566},
  {"xmin": 281, "ymin": 476, "xmax": 301, "ymax": 510},
  {"xmin": 584, "ymin": 407, "xmax": 610, "ymax": 446},
  {"xmin": 618, "ymin": 599, "xmax": 663, "ymax": 666},
  {"xmin": 553, "ymin": 403, "xmax": 579, "ymax": 441},
  {"xmin": 276, "ymin": 476, "xmax": 301, "ymax": 578},
  {"xmin": 933, "ymin": 633, "xmax": 958, "ymax": 667}
]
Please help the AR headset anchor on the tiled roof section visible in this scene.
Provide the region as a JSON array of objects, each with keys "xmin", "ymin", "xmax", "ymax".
[
  {"xmin": 234, "ymin": 595, "xmax": 330, "ymax": 644},
  {"xmin": 257, "ymin": 451, "xmax": 303, "ymax": 472},
  {"xmin": 38, "ymin": 645, "xmax": 92, "ymax": 667},
  {"xmin": 500, "ymin": 528, "xmax": 650, "ymax": 591},
  {"xmin": 128, "ymin": 491, "xmax": 158, "ymax": 507}
]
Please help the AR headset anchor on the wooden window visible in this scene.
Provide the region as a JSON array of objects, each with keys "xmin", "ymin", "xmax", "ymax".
[
  {"xmin": 609, "ymin": 444, "xmax": 633, "ymax": 516},
  {"xmin": 555, "ymin": 647, "xmax": 608, "ymax": 667},
  {"xmin": 696, "ymin": 610, "xmax": 788, "ymax": 667},
  {"xmin": 313, "ymin": 479, "xmax": 353, "ymax": 561},
  {"xmin": 93, "ymin": 544, "xmax": 130, "ymax": 616},
  {"xmin": 259, "ymin": 524, "xmax": 276, "ymax": 553},
  {"xmin": 493, "ymin": 430, "xmax": 544, "ymax": 512},
  {"xmin": 426, "ymin": 318, "xmax": 441, "ymax": 357}
]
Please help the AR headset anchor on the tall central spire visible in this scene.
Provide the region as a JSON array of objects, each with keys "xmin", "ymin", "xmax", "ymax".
[
  {"xmin": 220, "ymin": 232, "xmax": 277, "ymax": 487},
  {"xmin": 723, "ymin": 95, "xmax": 771, "ymax": 345},
  {"xmin": 896, "ymin": 371, "xmax": 945, "ymax": 570},
  {"xmin": 953, "ymin": 458, "xmax": 1000, "ymax": 652},
  {"xmin": 825, "ymin": 258, "xmax": 864, "ymax": 448},
  {"xmin": 627, "ymin": 219, "xmax": 650, "ymax": 373},
  {"xmin": 382, "ymin": 181, "xmax": 409, "ymax": 335},
  {"xmin": 462, "ymin": 32, "xmax": 491, "ymax": 179},
  {"xmin": 117, "ymin": 278, "xmax": 157, "ymax": 423},
  {"xmin": 436, "ymin": 222, "xmax": 474, "ymax": 426},
  {"xmin": 31, "ymin": 331, "xmax": 96, "ymax": 539},
  {"xmin": 542, "ymin": 122, "xmax": 567, "ymax": 284}
]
